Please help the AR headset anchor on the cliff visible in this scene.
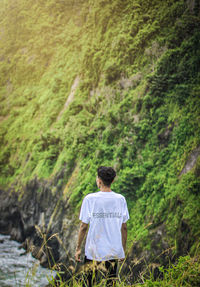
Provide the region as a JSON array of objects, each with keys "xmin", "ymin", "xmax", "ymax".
[{"xmin": 0, "ymin": 0, "xmax": 200, "ymax": 283}]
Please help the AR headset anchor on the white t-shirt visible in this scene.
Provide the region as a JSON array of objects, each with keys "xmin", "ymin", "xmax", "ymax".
[{"xmin": 79, "ymin": 191, "xmax": 129, "ymax": 261}]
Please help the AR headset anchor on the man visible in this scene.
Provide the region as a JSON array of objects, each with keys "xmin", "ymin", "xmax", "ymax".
[{"xmin": 75, "ymin": 166, "xmax": 129, "ymax": 286}]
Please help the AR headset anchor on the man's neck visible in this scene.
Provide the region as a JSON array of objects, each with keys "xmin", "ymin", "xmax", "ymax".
[{"xmin": 100, "ymin": 186, "xmax": 112, "ymax": 192}]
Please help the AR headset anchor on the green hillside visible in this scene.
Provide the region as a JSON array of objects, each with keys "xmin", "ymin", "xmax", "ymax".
[{"xmin": 0, "ymin": 0, "xmax": 200, "ymax": 284}]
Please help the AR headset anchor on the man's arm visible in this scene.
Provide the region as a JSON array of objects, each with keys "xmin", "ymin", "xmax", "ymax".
[
  {"xmin": 121, "ymin": 222, "xmax": 127, "ymax": 254},
  {"xmin": 75, "ymin": 222, "xmax": 88, "ymax": 261}
]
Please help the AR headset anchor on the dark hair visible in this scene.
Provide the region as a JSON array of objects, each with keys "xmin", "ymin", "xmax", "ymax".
[{"xmin": 97, "ymin": 166, "xmax": 116, "ymax": 187}]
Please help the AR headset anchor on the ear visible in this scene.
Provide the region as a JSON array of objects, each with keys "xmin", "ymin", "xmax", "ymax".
[
  {"xmin": 96, "ymin": 176, "xmax": 101, "ymax": 188},
  {"xmin": 98, "ymin": 178, "xmax": 103, "ymax": 186}
]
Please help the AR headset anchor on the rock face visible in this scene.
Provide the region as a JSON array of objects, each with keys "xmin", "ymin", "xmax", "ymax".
[
  {"xmin": 180, "ymin": 146, "xmax": 200, "ymax": 176},
  {"xmin": 0, "ymin": 177, "xmax": 79, "ymax": 280}
]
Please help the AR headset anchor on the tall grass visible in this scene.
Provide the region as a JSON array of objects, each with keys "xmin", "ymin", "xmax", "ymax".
[{"xmin": 23, "ymin": 228, "xmax": 200, "ymax": 286}]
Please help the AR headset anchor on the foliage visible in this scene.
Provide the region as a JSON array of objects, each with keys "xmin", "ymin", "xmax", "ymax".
[
  {"xmin": 0, "ymin": 0, "xmax": 200, "ymax": 284},
  {"xmin": 42, "ymin": 252, "xmax": 200, "ymax": 286}
]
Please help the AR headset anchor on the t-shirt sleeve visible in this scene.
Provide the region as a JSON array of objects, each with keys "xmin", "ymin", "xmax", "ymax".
[
  {"xmin": 79, "ymin": 197, "xmax": 90, "ymax": 224},
  {"xmin": 122, "ymin": 198, "xmax": 129, "ymax": 223}
]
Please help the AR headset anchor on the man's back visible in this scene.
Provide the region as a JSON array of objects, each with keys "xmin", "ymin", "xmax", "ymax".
[{"xmin": 79, "ymin": 191, "xmax": 129, "ymax": 261}]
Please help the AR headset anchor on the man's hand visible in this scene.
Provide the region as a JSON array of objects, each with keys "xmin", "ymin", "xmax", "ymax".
[
  {"xmin": 75, "ymin": 248, "xmax": 81, "ymax": 262},
  {"xmin": 121, "ymin": 223, "xmax": 127, "ymax": 254},
  {"xmin": 75, "ymin": 222, "xmax": 88, "ymax": 261}
]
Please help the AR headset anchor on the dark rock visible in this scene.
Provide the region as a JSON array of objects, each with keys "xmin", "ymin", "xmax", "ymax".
[
  {"xmin": 0, "ymin": 177, "xmax": 78, "ymax": 277},
  {"xmin": 158, "ymin": 123, "xmax": 174, "ymax": 146},
  {"xmin": 179, "ymin": 146, "xmax": 200, "ymax": 176}
]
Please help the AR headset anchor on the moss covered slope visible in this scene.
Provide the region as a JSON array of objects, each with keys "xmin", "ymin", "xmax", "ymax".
[{"xmin": 0, "ymin": 0, "xmax": 200, "ymax": 260}]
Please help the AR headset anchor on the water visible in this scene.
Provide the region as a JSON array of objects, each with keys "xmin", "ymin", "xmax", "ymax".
[{"xmin": 0, "ymin": 234, "xmax": 57, "ymax": 287}]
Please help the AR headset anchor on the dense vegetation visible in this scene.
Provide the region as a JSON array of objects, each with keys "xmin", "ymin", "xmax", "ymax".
[
  {"xmin": 48, "ymin": 253, "xmax": 200, "ymax": 286},
  {"xmin": 0, "ymin": 0, "xmax": 200, "ymax": 284}
]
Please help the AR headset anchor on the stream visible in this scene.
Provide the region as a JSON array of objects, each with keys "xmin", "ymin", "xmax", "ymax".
[{"xmin": 0, "ymin": 234, "xmax": 56, "ymax": 287}]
